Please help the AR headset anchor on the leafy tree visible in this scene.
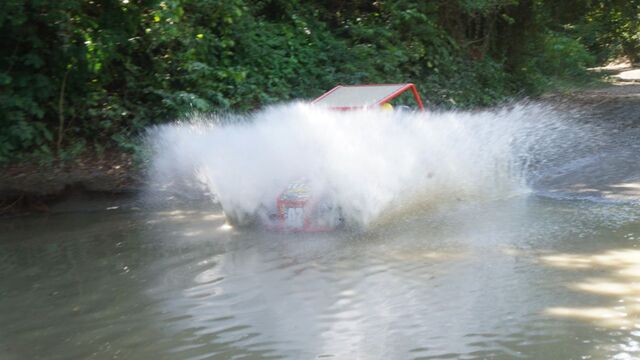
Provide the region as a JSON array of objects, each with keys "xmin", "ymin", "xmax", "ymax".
[{"xmin": 0, "ymin": 0, "xmax": 634, "ymax": 163}]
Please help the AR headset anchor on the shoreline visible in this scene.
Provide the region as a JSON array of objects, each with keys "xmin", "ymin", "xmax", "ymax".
[{"xmin": 0, "ymin": 154, "xmax": 143, "ymax": 215}]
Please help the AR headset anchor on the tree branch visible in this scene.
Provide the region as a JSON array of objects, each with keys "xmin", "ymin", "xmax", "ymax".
[{"xmin": 57, "ymin": 68, "xmax": 70, "ymax": 156}]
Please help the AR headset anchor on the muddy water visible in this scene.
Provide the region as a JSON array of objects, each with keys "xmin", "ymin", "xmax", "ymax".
[
  {"xmin": 2, "ymin": 99, "xmax": 640, "ymax": 359},
  {"xmin": 1, "ymin": 194, "xmax": 639, "ymax": 359}
]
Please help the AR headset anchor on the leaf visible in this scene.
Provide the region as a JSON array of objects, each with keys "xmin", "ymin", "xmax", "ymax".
[
  {"xmin": 42, "ymin": 127, "xmax": 53, "ymax": 142},
  {"xmin": 23, "ymin": 54, "xmax": 44, "ymax": 68},
  {"xmin": 0, "ymin": 73, "xmax": 12, "ymax": 85}
]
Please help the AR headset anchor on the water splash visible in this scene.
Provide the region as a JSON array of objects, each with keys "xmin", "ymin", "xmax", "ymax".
[{"xmin": 147, "ymin": 102, "xmax": 598, "ymax": 227}]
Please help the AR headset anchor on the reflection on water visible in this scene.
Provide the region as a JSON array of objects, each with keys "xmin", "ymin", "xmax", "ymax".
[
  {"xmin": 1, "ymin": 196, "xmax": 639, "ymax": 359},
  {"xmin": 543, "ymin": 249, "xmax": 640, "ymax": 328},
  {"xmin": 541, "ymin": 247, "xmax": 640, "ymax": 360}
]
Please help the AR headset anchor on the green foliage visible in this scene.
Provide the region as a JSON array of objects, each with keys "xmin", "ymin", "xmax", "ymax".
[
  {"xmin": 511, "ymin": 32, "xmax": 597, "ymax": 94},
  {"xmin": 569, "ymin": 1, "xmax": 639, "ymax": 63},
  {"xmin": 0, "ymin": 0, "xmax": 635, "ymax": 163},
  {"xmin": 542, "ymin": 33, "xmax": 595, "ymax": 76}
]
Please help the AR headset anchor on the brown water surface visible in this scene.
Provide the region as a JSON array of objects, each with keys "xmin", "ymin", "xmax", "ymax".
[{"xmin": 1, "ymin": 195, "xmax": 640, "ymax": 359}]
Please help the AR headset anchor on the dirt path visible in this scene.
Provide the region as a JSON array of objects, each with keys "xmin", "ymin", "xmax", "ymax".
[
  {"xmin": 546, "ymin": 63, "xmax": 640, "ymax": 128},
  {"xmin": 537, "ymin": 64, "xmax": 640, "ymax": 202}
]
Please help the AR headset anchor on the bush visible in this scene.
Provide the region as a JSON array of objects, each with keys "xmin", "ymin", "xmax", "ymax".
[{"xmin": 0, "ymin": 0, "xmax": 625, "ymax": 163}]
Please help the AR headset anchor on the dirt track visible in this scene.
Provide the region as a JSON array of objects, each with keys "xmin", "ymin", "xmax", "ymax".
[{"xmin": 535, "ymin": 65, "xmax": 640, "ymax": 202}]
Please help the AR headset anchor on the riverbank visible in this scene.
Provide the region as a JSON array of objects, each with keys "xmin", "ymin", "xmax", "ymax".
[
  {"xmin": 1, "ymin": 67, "xmax": 638, "ymax": 215},
  {"xmin": 0, "ymin": 154, "xmax": 143, "ymax": 214}
]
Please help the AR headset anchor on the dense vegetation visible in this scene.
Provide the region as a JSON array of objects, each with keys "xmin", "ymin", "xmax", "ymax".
[{"xmin": 1, "ymin": 0, "xmax": 638, "ymax": 163}]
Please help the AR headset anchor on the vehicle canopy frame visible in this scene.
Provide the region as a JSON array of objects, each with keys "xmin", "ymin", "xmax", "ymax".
[{"xmin": 311, "ymin": 83, "xmax": 425, "ymax": 111}]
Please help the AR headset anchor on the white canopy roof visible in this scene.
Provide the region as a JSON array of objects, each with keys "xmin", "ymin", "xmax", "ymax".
[{"xmin": 312, "ymin": 84, "xmax": 409, "ymax": 108}]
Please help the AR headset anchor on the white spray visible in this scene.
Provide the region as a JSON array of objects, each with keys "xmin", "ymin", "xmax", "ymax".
[{"xmin": 148, "ymin": 102, "xmax": 592, "ymax": 227}]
